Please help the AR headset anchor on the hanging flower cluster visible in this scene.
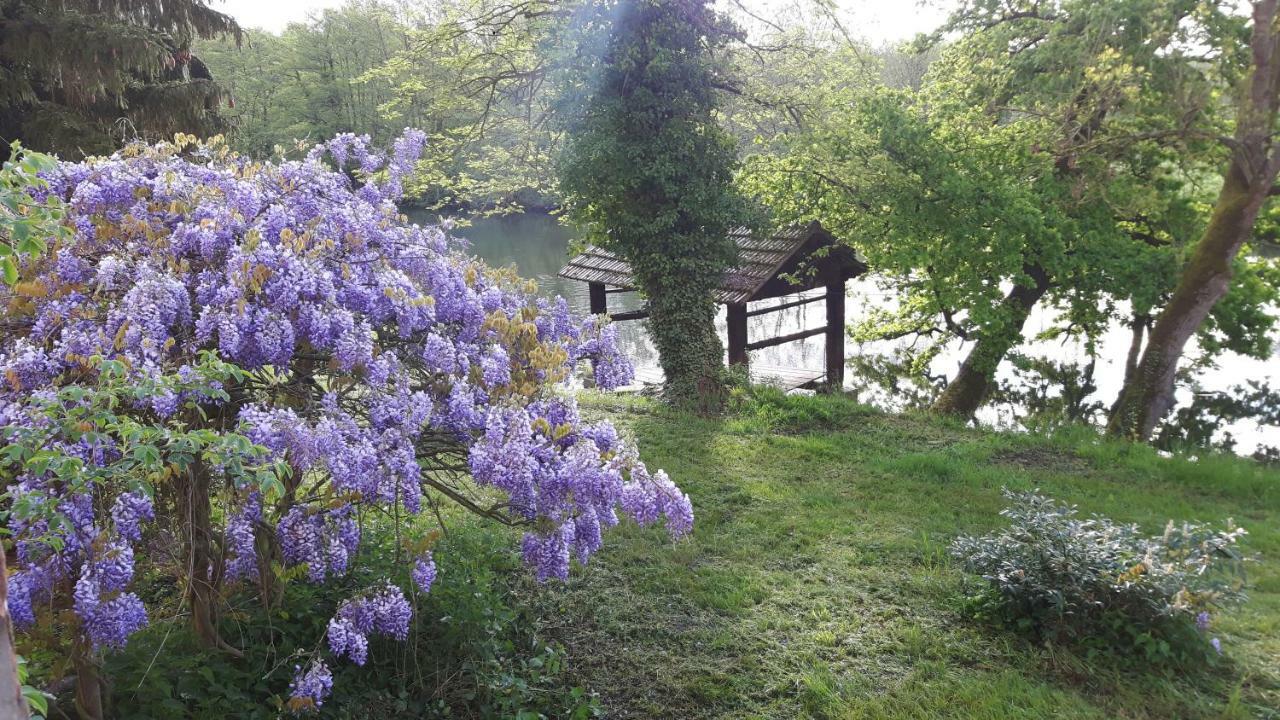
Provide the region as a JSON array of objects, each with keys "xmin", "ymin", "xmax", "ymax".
[{"xmin": 0, "ymin": 131, "xmax": 692, "ymax": 712}]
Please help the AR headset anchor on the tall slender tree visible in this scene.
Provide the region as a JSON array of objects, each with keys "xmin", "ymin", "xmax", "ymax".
[
  {"xmin": 0, "ymin": 0, "xmax": 241, "ymax": 157},
  {"xmin": 558, "ymin": 0, "xmax": 752, "ymax": 409}
]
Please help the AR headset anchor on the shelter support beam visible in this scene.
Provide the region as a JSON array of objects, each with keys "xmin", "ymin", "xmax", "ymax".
[
  {"xmin": 746, "ymin": 326, "xmax": 826, "ymax": 351},
  {"xmin": 589, "ymin": 282, "xmax": 607, "ymax": 315},
  {"xmin": 609, "ymin": 309, "xmax": 649, "ymax": 322},
  {"xmin": 825, "ymin": 281, "xmax": 845, "ymax": 388},
  {"xmin": 727, "ymin": 303, "xmax": 748, "ymax": 366},
  {"xmin": 746, "ymin": 293, "xmax": 824, "ymax": 318}
]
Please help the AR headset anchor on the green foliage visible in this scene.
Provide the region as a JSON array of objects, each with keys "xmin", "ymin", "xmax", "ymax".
[
  {"xmin": 198, "ymin": 7, "xmax": 402, "ymax": 155},
  {"xmin": 951, "ymin": 490, "xmax": 1248, "ymax": 665},
  {"xmin": 742, "ymin": 0, "xmax": 1271, "ymax": 417},
  {"xmin": 557, "ymin": 0, "xmax": 756, "ymax": 408},
  {"xmin": 0, "ymin": 0, "xmax": 240, "ymax": 156},
  {"xmin": 364, "ymin": 0, "xmax": 565, "ymax": 212},
  {"xmin": 0, "ymin": 143, "xmax": 66, "ymax": 285},
  {"xmin": 0, "ymin": 353, "xmax": 283, "ymax": 562},
  {"xmin": 990, "ymin": 354, "xmax": 1107, "ymax": 431},
  {"xmin": 726, "ymin": 383, "xmax": 878, "ymax": 435},
  {"xmin": 1197, "ymin": 254, "xmax": 1280, "ymax": 359},
  {"xmin": 16, "ymin": 656, "xmax": 49, "ymax": 719},
  {"xmin": 198, "ymin": 1, "xmax": 900, "ymax": 215},
  {"xmin": 104, "ymin": 521, "xmax": 598, "ymax": 719},
  {"xmin": 1156, "ymin": 379, "xmax": 1280, "ymax": 457}
]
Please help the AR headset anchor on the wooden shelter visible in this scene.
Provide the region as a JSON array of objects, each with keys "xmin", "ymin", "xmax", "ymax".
[{"xmin": 558, "ymin": 221, "xmax": 868, "ymax": 388}]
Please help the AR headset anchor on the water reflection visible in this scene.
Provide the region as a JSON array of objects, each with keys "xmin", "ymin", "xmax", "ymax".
[{"xmin": 415, "ymin": 210, "xmax": 1279, "ymax": 452}]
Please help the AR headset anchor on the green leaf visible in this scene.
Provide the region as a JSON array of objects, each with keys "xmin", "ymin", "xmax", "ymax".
[{"xmin": 23, "ymin": 685, "xmax": 48, "ymax": 716}]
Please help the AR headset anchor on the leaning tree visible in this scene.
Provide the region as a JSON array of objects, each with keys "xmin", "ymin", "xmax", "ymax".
[
  {"xmin": 747, "ymin": 0, "xmax": 1277, "ymax": 422},
  {"xmin": 0, "ymin": 131, "xmax": 692, "ymax": 717}
]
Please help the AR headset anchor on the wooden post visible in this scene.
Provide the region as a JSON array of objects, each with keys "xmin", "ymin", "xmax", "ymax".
[
  {"xmin": 588, "ymin": 282, "xmax": 607, "ymax": 315},
  {"xmin": 727, "ymin": 302, "xmax": 748, "ymax": 366},
  {"xmin": 825, "ymin": 281, "xmax": 845, "ymax": 388}
]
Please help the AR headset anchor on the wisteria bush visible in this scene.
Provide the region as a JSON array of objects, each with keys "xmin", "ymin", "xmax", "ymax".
[
  {"xmin": 0, "ymin": 131, "xmax": 691, "ymax": 716},
  {"xmin": 951, "ymin": 490, "xmax": 1249, "ymax": 664}
]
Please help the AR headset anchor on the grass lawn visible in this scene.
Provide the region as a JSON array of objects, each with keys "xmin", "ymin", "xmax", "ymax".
[{"xmin": 519, "ymin": 390, "xmax": 1280, "ymax": 719}]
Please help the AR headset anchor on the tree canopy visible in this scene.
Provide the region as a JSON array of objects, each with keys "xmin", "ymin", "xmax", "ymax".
[
  {"xmin": 0, "ymin": 0, "xmax": 242, "ymax": 157},
  {"xmin": 743, "ymin": 0, "xmax": 1278, "ymax": 423},
  {"xmin": 198, "ymin": 0, "xmax": 567, "ymax": 212}
]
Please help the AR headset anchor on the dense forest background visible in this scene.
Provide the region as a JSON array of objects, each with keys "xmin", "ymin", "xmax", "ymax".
[{"xmin": 195, "ymin": 0, "xmax": 926, "ymax": 212}]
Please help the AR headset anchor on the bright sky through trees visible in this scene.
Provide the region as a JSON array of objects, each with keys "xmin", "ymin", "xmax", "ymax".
[{"xmin": 214, "ymin": 0, "xmax": 953, "ymax": 44}]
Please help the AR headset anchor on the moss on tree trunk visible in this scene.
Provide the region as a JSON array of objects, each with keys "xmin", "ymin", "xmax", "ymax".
[
  {"xmin": 931, "ymin": 265, "xmax": 1050, "ymax": 418},
  {"xmin": 1108, "ymin": 0, "xmax": 1280, "ymax": 440}
]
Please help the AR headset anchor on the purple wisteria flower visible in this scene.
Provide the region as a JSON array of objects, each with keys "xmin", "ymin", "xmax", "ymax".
[
  {"xmin": 287, "ymin": 660, "xmax": 333, "ymax": 713},
  {"xmin": 225, "ymin": 493, "xmax": 262, "ymax": 582},
  {"xmin": 1196, "ymin": 611, "xmax": 1210, "ymax": 632},
  {"xmin": 326, "ymin": 583, "xmax": 412, "ymax": 667},
  {"xmin": 412, "ymin": 552, "xmax": 437, "ymax": 594},
  {"xmin": 111, "ymin": 492, "xmax": 154, "ymax": 543}
]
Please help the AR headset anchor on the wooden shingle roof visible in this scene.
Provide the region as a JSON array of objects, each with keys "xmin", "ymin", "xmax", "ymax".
[{"xmin": 558, "ymin": 222, "xmax": 865, "ymax": 304}]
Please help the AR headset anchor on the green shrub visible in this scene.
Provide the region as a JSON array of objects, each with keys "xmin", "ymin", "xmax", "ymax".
[
  {"xmin": 951, "ymin": 490, "xmax": 1249, "ymax": 664},
  {"xmin": 103, "ymin": 524, "xmax": 600, "ymax": 719}
]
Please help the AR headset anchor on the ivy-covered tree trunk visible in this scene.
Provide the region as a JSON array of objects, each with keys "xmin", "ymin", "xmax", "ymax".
[
  {"xmin": 556, "ymin": 0, "xmax": 751, "ymax": 411},
  {"xmin": 644, "ymin": 273, "xmax": 727, "ymax": 411},
  {"xmin": 1108, "ymin": 0, "xmax": 1280, "ymax": 440},
  {"xmin": 931, "ymin": 265, "xmax": 1050, "ymax": 417}
]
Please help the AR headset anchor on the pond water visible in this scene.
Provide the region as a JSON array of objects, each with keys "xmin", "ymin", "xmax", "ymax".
[{"xmin": 412, "ymin": 210, "xmax": 1280, "ymax": 453}]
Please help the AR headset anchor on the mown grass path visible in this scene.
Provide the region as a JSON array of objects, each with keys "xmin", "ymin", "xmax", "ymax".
[{"xmin": 528, "ymin": 392, "xmax": 1279, "ymax": 719}]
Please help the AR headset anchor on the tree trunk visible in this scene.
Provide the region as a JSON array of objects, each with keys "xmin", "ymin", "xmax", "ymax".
[
  {"xmin": 644, "ymin": 277, "xmax": 725, "ymax": 413},
  {"xmin": 1107, "ymin": 312, "xmax": 1149, "ymax": 420},
  {"xmin": 0, "ymin": 551, "xmax": 29, "ymax": 720},
  {"xmin": 1106, "ymin": 166, "xmax": 1272, "ymax": 438},
  {"xmin": 254, "ymin": 517, "xmax": 284, "ymax": 610},
  {"xmin": 1120, "ymin": 313, "xmax": 1149, "ymax": 389},
  {"xmin": 177, "ymin": 460, "xmax": 242, "ymax": 657},
  {"xmin": 72, "ymin": 640, "xmax": 104, "ymax": 720},
  {"xmin": 931, "ymin": 264, "xmax": 1051, "ymax": 417},
  {"xmin": 1108, "ymin": 0, "xmax": 1280, "ymax": 440}
]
